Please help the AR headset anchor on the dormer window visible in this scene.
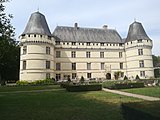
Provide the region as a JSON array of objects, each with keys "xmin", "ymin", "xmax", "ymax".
[
  {"xmin": 138, "ymin": 39, "xmax": 142, "ymax": 43},
  {"xmin": 55, "ymin": 41, "xmax": 60, "ymax": 45},
  {"xmin": 48, "ymin": 36, "xmax": 51, "ymax": 40},
  {"xmin": 72, "ymin": 42, "xmax": 76, "ymax": 45},
  {"xmin": 87, "ymin": 42, "xmax": 90, "ymax": 46},
  {"xmin": 100, "ymin": 43, "xmax": 104, "ymax": 46}
]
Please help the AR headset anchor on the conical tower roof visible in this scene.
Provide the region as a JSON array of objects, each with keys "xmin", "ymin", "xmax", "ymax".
[
  {"xmin": 22, "ymin": 12, "xmax": 51, "ymax": 36},
  {"xmin": 126, "ymin": 21, "xmax": 151, "ymax": 42}
]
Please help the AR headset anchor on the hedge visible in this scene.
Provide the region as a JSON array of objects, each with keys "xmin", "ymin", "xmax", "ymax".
[
  {"xmin": 121, "ymin": 101, "xmax": 160, "ymax": 120},
  {"xmin": 66, "ymin": 84, "xmax": 102, "ymax": 92},
  {"xmin": 103, "ymin": 81, "xmax": 144, "ymax": 89}
]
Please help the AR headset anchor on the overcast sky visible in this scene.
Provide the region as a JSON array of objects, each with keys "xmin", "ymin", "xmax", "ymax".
[{"xmin": 4, "ymin": 0, "xmax": 160, "ymax": 55}]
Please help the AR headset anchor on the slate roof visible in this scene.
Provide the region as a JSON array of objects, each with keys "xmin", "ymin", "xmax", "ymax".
[
  {"xmin": 53, "ymin": 26, "xmax": 123, "ymax": 43},
  {"xmin": 125, "ymin": 21, "xmax": 151, "ymax": 42},
  {"xmin": 22, "ymin": 12, "xmax": 52, "ymax": 36}
]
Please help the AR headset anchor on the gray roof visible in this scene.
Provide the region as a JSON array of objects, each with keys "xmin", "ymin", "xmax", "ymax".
[
  {"xmin": 22, "ymin": 12, "xmax": 51, "ymax": 36},
  {"xmin": 125, "ymin": 21, "xmax": 151, "ymax": 42},
  {"xmin": 53, "ymin": 26, "xmax": 123, "ymax": 43}
]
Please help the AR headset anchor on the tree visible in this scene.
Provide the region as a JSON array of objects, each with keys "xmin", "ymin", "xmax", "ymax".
[
  {"xmin": 152, "ymin": 55, "xmax": 160, "ymax": 78},
  {"xmin": 0, "ymin": 0, "xmax": 20, "ymax": 83}
]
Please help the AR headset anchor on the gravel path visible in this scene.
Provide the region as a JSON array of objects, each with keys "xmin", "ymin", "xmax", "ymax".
[{"xmin": 103, "ymin": 88, "xmax": 160, "ymax": 101}]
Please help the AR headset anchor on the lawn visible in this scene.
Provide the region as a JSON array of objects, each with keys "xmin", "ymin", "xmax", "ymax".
[
  {"xmin": 121, "ymin": 86, "xmax": 160, "ymax": 97},
  {"xmin": 0, "ymin": 85, "xmax": 142, "ymax": 120}
]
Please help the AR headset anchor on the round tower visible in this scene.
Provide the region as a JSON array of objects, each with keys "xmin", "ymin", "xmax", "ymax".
[
  {"xmin": 125, "ymin": 21, "xmax": 154, "ymax": 79},
  {"xmin": 19, "ymin": 12, "xmax": 54, "ymax": 81}
]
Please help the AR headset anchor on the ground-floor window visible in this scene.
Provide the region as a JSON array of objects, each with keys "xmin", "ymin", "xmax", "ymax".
[
  {"xmin": 46, "ymin": 73, "xmax": 50, "ymax": 79},
  {"xmin": 56, "ymin": 74, "xmax": 61, "ymax": 81},
  {"xmin": 140, "ymin": 71, "xmax": 145, "ymax": 77},
  {"xmin": 72, "ymin": 73, "xmax": 77, "ymax": 79},
  {"xmin": 87, "ymin": 73, "xmax": 91, "ymax": 78}
]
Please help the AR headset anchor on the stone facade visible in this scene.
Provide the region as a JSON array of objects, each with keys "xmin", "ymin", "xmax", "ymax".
[{"xmin": 19, "ymin": 12, "xmax": 154, "ymax": 81}]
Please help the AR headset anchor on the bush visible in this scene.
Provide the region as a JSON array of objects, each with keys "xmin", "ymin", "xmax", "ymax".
[
  {"xmin": 124, "ymin": 76, "xmax": 128, "ymax": 80},
  {"xmin": 16, "ymin": 79, "xmax": 56, "ymax": 86},
  {"xmin": 66, "ymin": 84, "xmax": 102, "ymax": 92},
  {"xmin": 135, "ymin": 75, "xmax": 140, "ymax": 80},
  {"xmin": 103, "ymin": 81, "xmax": 144, "ymax": 89}
]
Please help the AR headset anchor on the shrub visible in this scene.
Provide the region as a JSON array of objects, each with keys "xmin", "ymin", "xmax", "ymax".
[
  {"xmin": 66, "ymin": 84, "xmax": 102, "ymax": 92},
  {"xmin": 124, "ymin": 76, "xmax": 128, "ymax": 80},
  {"xmin": 16, "ymin": 81, "xmax": 29, "ymax": 86},
  {"xmin": 103, "ymin": 81, "xmax": 144, "ymax": 89},
  {"xmin": 80, "ymin": 76, "xmax": 85, "ymax": 84},
  {"xmin": 135, "ymin": 75, "xmax": 140, "ymax": 80}
]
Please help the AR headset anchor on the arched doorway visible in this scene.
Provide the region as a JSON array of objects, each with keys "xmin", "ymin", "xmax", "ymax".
[{"xmin": 106, "ymin": 73, "xmax": 111, "ymax": 80}]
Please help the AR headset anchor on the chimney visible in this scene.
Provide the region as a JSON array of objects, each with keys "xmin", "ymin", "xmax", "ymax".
[
  {"xmin": 103, "ymin": 25, "xmax": 108, "ymax": 30},
  {"xmin": 74, "ymin": 23, "xmax": 78, "ymax": 30}
]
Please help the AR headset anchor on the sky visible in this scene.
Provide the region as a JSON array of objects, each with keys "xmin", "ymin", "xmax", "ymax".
[{"xmin": 4, "ymin": 0, "xmax": 160, "ymax": 55}]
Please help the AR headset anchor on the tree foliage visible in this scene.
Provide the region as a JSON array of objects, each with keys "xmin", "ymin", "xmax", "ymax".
[{"xmin": 0, "ymin": 0, "xmax": 20, "ymax": 82}]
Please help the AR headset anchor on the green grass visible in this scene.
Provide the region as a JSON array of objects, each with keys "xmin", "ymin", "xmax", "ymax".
[
  {"xmin": 121, "ymin": 86, "xmax": 160, "ymax": 97},
  {"xmin": 0, "ymin": 85, "xmax": 142, "ymax": 120}
]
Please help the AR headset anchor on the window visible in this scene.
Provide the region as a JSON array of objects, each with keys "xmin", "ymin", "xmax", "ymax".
[
  {"xmin": 46, "ymin": 73, "xmax": 50, "ymax": 79},
  {"xmin": 56, "ymin": 63, "xmax": 61, "ymax": 70},
  {"xmin": 34, "ymin": 34, "xmax": 36, "ymax": 37},
  {"xmin": 119, "ymin": 52, "xmax": 122, "ymax": 58},
  {"xmin": 139, "ymin": 60, "xmax": 144, "ymax": 67},
  {"xmin": 100, "ymin": 43, "xmax": 104, "ymax": 46},
  {"xmin": 23, "ymin": 61, "xmax": 26, "ymax": 70},
  {"xmin": 28, "ymin": 34, "xmax": 30, "ymax": 37},
  {"xmin": 119, "ymin": 43, "xmax": 122, "ymax": 46},
  {"xmin": 87, "ymin": 73, "xmax": 91, "ymax": 78},
  {"xmin": 56, "ymin": 51, "xmax": 61, "ymax": 58},
  {"xmin": 87, "ymin": 42, "xmax": 90, "ymax": 46},
  {"xmin": 72, "ymin": 63, "xmax": 76, "ymax": 70},
  {"xmin": 72, "ymin": 73, "xmax": 77, "ymax": 79},
  {"xmin": 138, "ymin": 39, "xmax": 142, "ymax": 43},
  {"xmin": 86, "ymin": 52, "xmax": 91, "ymax": 58},
  {"xmin": 46, "ymin": 61, "xmax": 50, "ymax": 69},
  {"xmin": 140, "ymin": 71, "xmax": 145, "ymax": 77},
  {"xmin": 100, "ymin": 52, "xmax": 104, "ymax": 58},
  {"xmin": 71, "ymin": 51, "xmax": 76, "ymax": 58},
  {"xmin": 101, "ymin": 63, "xmax": 105, "ymax": 70},
  {"xmin": 48, "ymin": 36, "xmax": 51, "ymax": 40},
  {"xmin": 23, "ymin": 46, "xmax": 27, "ymax": 54},
  {"xmin": 138, "ymin": 49, "xmax": 143, "ymax": 55},
  {"xmin": 72, "ymin": 42, "xmax": 76, "ymax": 45},
  {"xmin": 56, "ymin": 74, "xmax": 61, "ymax": 80},
  {"xmin": 87, "ymin": 63, "xmax": 91, "ymax": 70},
  {"xmin": 120, "ymin": 72, "xmax": 124, "ymax": 77},
  {"xmin": 55, "ymin": 41, "xmax": 60, "ymax": 45},
  {"xmin": 46, "ymin": 46, "xmax": 50, "ymax": 54},
  {"xmin": 120, "ymin": 62, "xmax": 123, "ymax": 69}
]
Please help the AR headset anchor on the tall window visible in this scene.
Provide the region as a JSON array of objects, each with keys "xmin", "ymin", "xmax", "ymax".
[
  {"xmin": 72, "ymin": 63, "xmax": 76, "ymax": 70},
  {"xmin": 87, "ymin": 63, "xmax": 91, "ymax": 70},
  {"xmin": 56, "ymin": 63, "xmax": 61, "ymax": 70},
  {"xmin": 71, "ymin": 51, "xmax": 76, "ymax": 58},
  {"xmin": 23, "ymin": 61, "xmax": 26, "ymax": 70},
  {"xmin": 101, "ymin": 63, "xmax": 105, "ymax": 70},
  {"xmin": 120, "ymin": 62, "xmax": 123, "ymax": 69},
  {"xmin": 86, "ymin": 52, "xmax": 91, "ymax": 58},
  {"xmin": 139, "ymin": 60, "xmax": 144, "ymax": 67},
  {"xmin": 138, "ymin": 49, "xmax": 143, "ymax": 55},
  {"xmin": 56, "ymin": 51, "xmax": 61, "ymax": 58},
  {"xmin": 46, "ymin": 73, "xmax": 50, "ymax": 79},
  {"xmin": 46, "ymin": 61, "xmax": 50, "ymax": 69},
  {"xmin": 72, "ymin": 73, "xmax": 77, "ymax": 79},
  {"xmin": 100, "ymin": 52, "xmax": 104, "ymax": 58},
  {"xmin": 23, "ymin": 46, "xmax": 27, "ymax": 54},
  {"xmin": 87, "ymin": 73, "xmax": 91, "ymax": 78},
  {"xmin": 140, "ymin": 71, "xmax": 145, "ymax": 77},
  {"xmin": 56, "ymin": 74, "xmax": 61, "ymax": 80},
  {"xmin": 46, "ymin": 46, "xmax": 50, "ymax": 54},
  {"xmin": 119, "ymin": 52, "xmax": 122, "ymax": 58}
]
